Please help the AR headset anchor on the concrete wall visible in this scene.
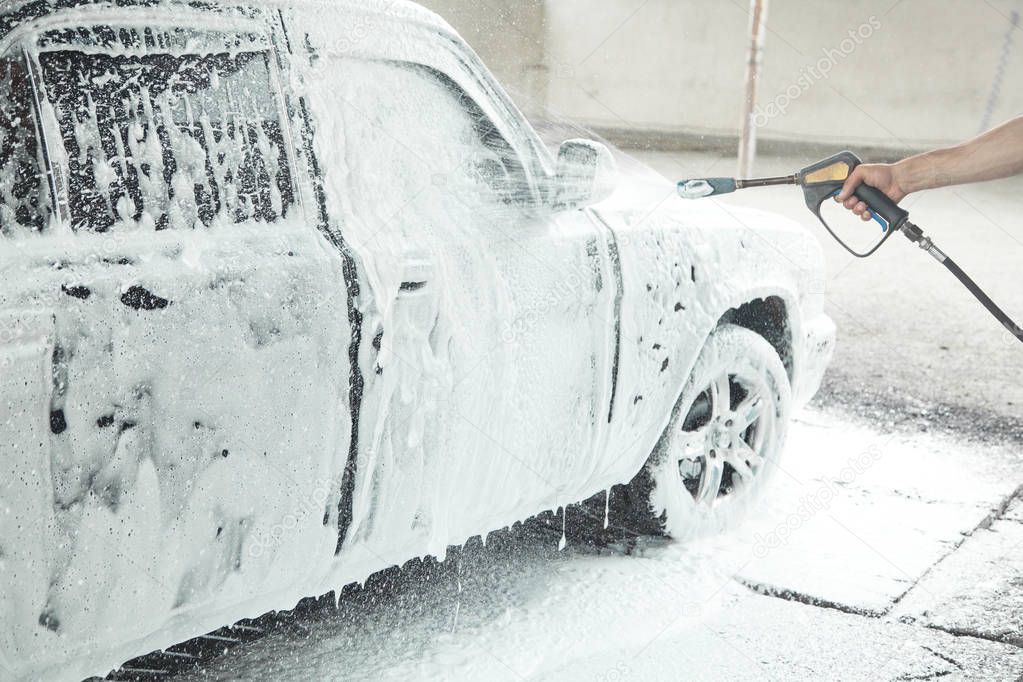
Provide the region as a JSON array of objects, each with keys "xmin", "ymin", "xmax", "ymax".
[
  {"xmin": 420, "ymin": 0, "xmax": 1023, "ymax": 152},
  {"xmin": 418, "ymin": 0, "xmax": 548, "ymax": 114}
]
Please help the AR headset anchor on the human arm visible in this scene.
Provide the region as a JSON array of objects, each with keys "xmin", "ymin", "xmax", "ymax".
[{"xmin": 837, "ymin": 115, "xmax": 1023, "ymax": 221}]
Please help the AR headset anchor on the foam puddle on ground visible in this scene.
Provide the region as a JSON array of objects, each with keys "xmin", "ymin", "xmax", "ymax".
[{"xmin": 169, "ymin": 525, "xmax": 751, "ymax": 682}]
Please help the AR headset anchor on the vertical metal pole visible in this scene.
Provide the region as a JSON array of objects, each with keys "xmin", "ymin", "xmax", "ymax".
[
  {"xmin": 738, "ymin": 0, "xmax": 768, "ymax": 178},
  {"xmin": 978, "ymin": 9, "xmax": 1018, "ymax": 133}
]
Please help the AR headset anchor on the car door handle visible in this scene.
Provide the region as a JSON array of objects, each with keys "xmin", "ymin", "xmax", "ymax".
[
  {"xmin": 399, "ymin": 280, "xmax": 428, "ymax": 293},
  {"xmin": 400, "ymin": 255, "xmax": 433, "ymax": 294}
]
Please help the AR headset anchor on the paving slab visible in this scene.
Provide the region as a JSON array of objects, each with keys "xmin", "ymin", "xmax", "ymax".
[
  {"xmin": 727, "ymin": 411, "xmax": 1022, "ymax": 614},
  {"xmin": 893, "ymin": 519, "xmax": 1023, "ymax": 647},
  {"xmin": 538, "ymin": 588, "xmax": 1023, "ymax": 682}
]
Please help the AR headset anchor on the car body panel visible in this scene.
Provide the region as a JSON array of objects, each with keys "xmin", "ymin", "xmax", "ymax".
[{"xmin": 594, "ymin": 180, "xmax": 832, "ymax": 485}]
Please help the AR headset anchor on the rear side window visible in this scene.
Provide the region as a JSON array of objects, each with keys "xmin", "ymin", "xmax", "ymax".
[
  {"xmin": 34, "ymin": 26, "xmax": 295, "ymax": 233},
  {"xmin": 0, "ymin": 53, "xmax": 48, "ymax": 235}
]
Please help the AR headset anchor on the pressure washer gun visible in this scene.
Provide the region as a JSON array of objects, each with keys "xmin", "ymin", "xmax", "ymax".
[{"xmin": 678, "ymin": 151, "xmax": 1023, "ymax": 344}]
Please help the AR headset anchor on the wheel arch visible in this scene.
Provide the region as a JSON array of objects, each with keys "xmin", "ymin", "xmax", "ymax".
[{"xmin": 718, "ymin": 295, "xmax": 794, "ymax": 383}]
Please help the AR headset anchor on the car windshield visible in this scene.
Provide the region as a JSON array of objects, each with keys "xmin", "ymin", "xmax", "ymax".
[{"xmin": 35, "ymin": 25, "xmax": 294, "ymax": 232}]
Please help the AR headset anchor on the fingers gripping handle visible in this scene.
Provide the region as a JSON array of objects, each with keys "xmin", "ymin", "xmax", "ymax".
[
  {"xmin": 852, "ymin": 183, "xmax": 909, "ymax": 232},
  {"xmin": 809, "ymin": 182, "xmax": 908, "ymax": 234},
  {"xmin": 800, "ymin": 151, "xmax": 909, "ymax": 234}
]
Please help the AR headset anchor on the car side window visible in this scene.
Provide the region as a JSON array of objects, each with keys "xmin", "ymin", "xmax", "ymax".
[
  {"xmin": 331, "ymin": 57, "xmax": 532, "ymax": 227},
  {"xmin": 431, "ymin": 67, "xmax": 532, "ymax": 204},
  {"xmin": 0, "ymin": 52, "xmax": 48, "ymax": 236},
  {"xmin": 33, "ymin": 26, "xmax": 295, "ymax": 233}
]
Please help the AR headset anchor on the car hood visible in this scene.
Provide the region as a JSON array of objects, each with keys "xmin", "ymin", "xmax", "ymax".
[
  {"xmin": 596, "ymin": 160, "xmax": 822, "ymax": 264},
  {"xmin": 590, "ymin": 158, "xmax": 828, "ymax": 317}
]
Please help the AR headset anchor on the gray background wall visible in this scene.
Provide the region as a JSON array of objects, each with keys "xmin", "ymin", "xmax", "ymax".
[{"xmin": 419, "ymin": 1, "xmax": 1023, "ymax": 154}]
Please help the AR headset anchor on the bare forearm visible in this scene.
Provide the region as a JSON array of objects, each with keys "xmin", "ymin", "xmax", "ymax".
[{"xmin": 894, "ymin": 116, "xmax": 1023, "ymax": 193}]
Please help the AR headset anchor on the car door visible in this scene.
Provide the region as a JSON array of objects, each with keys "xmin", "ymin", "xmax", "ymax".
[
  {"xmin": 0, "ymin": 15, "xmax": 353, "ymax": 666},
  {"xmin": 299, "ymin": 22, "xmax": 618, "ymax": 561}
]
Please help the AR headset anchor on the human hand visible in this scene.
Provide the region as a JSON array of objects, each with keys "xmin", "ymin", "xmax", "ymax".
[{"xmin": 835, "ymin": 163, "xmax": 908, "ymax": 221}]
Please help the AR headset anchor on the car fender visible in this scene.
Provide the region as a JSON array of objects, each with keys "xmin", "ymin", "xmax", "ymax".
[{"xmin": 590, "ymin": 195, "xmax": 824, "ymax": 490}]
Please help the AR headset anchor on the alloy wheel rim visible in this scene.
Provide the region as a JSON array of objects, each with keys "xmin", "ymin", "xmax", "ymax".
[{"xmin": 675, "ymin": 368, "xmax": 774, "ymax": 508}]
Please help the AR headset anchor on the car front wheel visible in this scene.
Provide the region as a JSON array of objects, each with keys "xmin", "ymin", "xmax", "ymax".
[{"xmin": 632, "ymin": 324, "xmax": 792, "ymax": 539}]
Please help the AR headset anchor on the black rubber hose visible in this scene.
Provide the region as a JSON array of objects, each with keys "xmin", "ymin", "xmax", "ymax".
[{"xmin": 942, "ymin": 257, "xmax": 1023, "ymax": 344}]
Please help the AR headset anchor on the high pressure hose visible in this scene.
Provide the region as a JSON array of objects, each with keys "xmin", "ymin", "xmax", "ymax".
[{"xmin": 901, "ymin": 222, "xmax": 1023, "ymax": 343}]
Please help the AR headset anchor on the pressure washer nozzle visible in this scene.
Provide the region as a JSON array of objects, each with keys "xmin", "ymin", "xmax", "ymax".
[
  {"xmin": 678, "ymin": 180, "xmax": 715, "ymax": 199},
  {"xmin": 677, "ymin": 178, "xmax": 739, "ymax": 199}
]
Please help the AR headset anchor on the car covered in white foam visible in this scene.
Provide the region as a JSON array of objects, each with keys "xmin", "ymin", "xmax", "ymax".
[{"xmin": 0, "ymin": 0, "xmax": 835, "ymax": 678}]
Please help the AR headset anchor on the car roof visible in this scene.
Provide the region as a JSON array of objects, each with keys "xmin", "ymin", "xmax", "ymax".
[{"xmin": 0, "ymin": 0, "xmax": 456, "ymax": 48}]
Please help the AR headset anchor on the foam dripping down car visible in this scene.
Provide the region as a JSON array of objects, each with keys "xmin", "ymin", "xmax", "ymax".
[{"xmin": 0, "ymin": 1, "xmax": 834, "ymax": 678}]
